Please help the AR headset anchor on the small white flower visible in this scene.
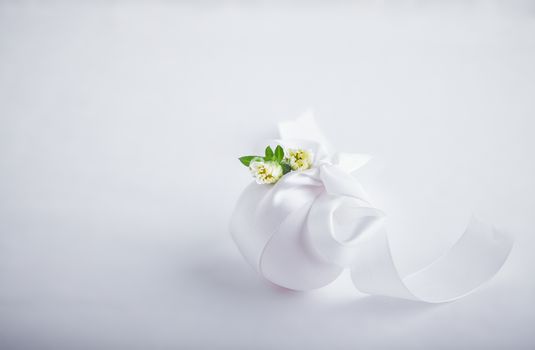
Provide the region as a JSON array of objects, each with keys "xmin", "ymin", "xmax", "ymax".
[
  {"xmin": 285, "ymin": 148, "xmax": 313, "ymax": 171},
  {"xmin": 249, "ymin": 160, "xmax": 283, "ymax": 184}
]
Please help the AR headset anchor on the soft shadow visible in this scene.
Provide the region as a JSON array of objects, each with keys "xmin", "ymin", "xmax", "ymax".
[
  {"xmin": 330, "ymin": 294, "xmax": 441, "ymax": 321},
  {"xmin": 183, "ymin": 244, "xmax": 442, "ymax": 321},
  {"xmin": 182, "ymin": 246, "xmax": 304, "ymax": 302}
]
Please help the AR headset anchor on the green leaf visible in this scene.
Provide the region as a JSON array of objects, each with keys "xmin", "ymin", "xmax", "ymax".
[
  {"xmin": 274, "ymin": 145, "xmax": 284, "ymax": 162},
  {"xmin": 239, "ymin": 156, "xmax": 258, "ymax": 167},
  {"xmin": 281, "ymin": 162, "xmax": 291, "ymax": 175},
  {"xmin": 264, "ymin": 146, "xmax": 274, "ymax": 161}
]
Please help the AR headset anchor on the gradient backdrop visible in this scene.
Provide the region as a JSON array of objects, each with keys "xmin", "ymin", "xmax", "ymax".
[{"xmin": 1, "ymin": 1, "xmax": 535, "ymax": 349}]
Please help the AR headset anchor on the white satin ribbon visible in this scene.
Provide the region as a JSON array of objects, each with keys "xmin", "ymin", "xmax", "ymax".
[{"xmin": 230, "ymin": 112, "xmax": 513, "ymax": 302}]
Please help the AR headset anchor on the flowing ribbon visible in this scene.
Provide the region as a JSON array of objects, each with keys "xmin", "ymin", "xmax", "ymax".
[{"xmin": 230, "ymin": 112, "xmax": 513, "ymax": 302}]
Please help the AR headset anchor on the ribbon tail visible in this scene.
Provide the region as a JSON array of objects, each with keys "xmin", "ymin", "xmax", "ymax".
[
  {"xmin": 350, "ymin": 217, "xmax": 514, "ymax": 303},
  {"xmin": 333, "ymin": 153, "xmax": 372, "ymax": 173},
  {"xmin": 278, "ymin": 111, "xmax": 334, "ymax": 154}
]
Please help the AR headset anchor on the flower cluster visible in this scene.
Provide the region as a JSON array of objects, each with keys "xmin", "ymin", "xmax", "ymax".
[{"xmin": 239, "ymin": 145, "xmax": 313, "ymax": 184}]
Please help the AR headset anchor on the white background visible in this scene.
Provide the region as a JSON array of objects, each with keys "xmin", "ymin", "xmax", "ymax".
[{"xmin": 1, "ymin": 1, "xmax": 534, "ymax": 349}]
